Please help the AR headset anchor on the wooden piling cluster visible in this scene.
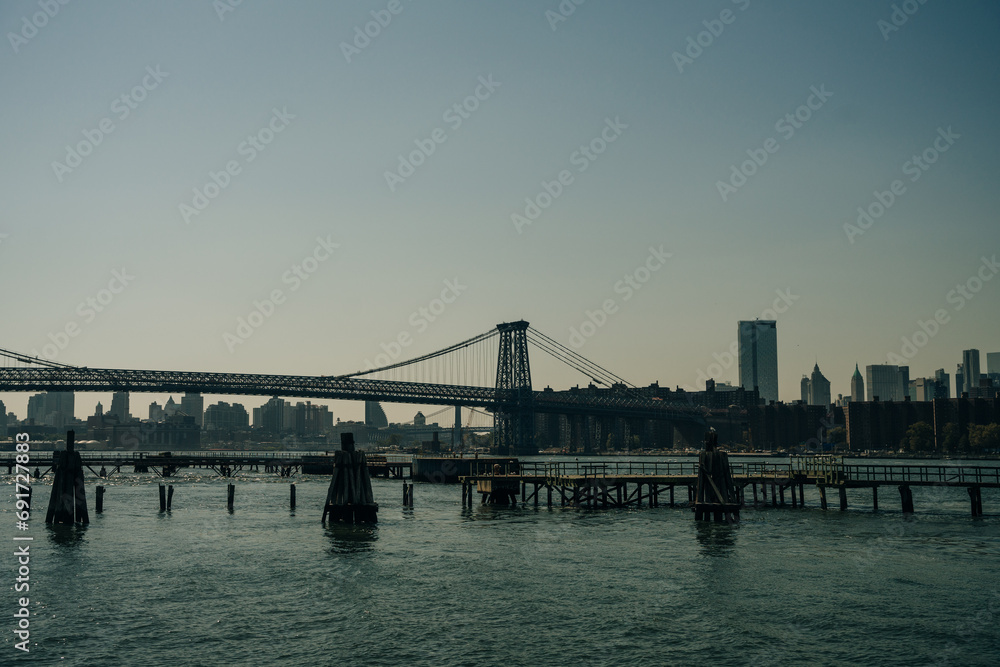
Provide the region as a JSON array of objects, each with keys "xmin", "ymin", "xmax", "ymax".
[
  {"xmin": 321, "ymin": 433, "xmax": 378, "ymax": 524},
  {"xmin": 692, "ymin": 432, "xmax": 740, "ymax": 523},
  {"xmin": 44, "ymin": 430, "xmax": 89, "ymax": 525}
]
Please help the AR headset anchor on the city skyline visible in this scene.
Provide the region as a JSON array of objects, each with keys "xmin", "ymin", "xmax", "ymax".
[
  {"xmin": 6, "ymin": 339, "xmax": 997, "ymax": 425},
  {"xmin": 2, "ymin": 2, "xmax": 998, "ymax": 424}
]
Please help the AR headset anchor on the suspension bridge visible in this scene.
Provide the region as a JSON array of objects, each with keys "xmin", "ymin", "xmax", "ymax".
[{"xmin": 0, "ymin": 321, "xmax": 706, "ymax": 454}]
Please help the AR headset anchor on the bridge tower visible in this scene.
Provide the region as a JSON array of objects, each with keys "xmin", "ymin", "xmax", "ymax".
[{"xmin": 494, "ymin": 320, "xmax": 535, "ymax": 455}]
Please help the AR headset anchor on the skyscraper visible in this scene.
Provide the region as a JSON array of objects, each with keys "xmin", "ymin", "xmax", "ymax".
[
  {"xmin": 800, "ymin": 375, "xmax": 810, "ymax": 403},
  {"xmin": 809, "ymin": 363, "xmax": 831, "ymax": 406},
  {"xmin": 738, "ymin": 320, "xmax": 778, "ymax": 404},
  {"xmin": 866, "ymin": 364, "xmax": 907, "ymax": 402},
  {"xmin": 988, "ymin": 352, "xmax": 1000, "ymax": 377},
  {"xmin": 181, "ymin": 393, "xmax": 204, "ymax": 427},
  {"xmin": 934, "ymin": 369, "xmax": 950, "ymax": 399},
  {"xmin": 851, "ymin": 364, "xmax": 864, "ymax": 402},
  {"xmin": 962, "ymin": 349, "xmax": 981, "ymax": 395},
  {"xmin": 110, "ymin": 391, "xmax": 131, "ymax": 422},
  {"xmin": 365, "ymin": 401, "xmax": 389, "ymax": 428}
]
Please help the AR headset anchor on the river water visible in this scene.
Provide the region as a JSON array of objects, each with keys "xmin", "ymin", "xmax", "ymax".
[{"xmin": 2, "ymin": 456, "xmax": 999, "ymax": 666}]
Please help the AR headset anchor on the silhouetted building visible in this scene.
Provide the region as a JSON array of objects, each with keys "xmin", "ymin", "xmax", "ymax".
[
  {"xmin": 866, "ymin": 364, "xmax": 907, "ymax": 402},
  {"xmin": 365, "ymin": 401, "xmax": 389, "ymax": 428},
  {"xmin": 149, "ymin": 402, "xmax": 164, "ymax": 422},
  {"xmin": 204, "ymin": 401, "xmax": 250, "ymax": 432},
  {"xmin": 747, "ymin": 402, "xmax": 842, "ymax": 451},
  {"xmin": 110, "ymin": 391, "xmax": 131, "ymax": 422},
  {"xmin": 738, "ymin": 320, "xmax": 778, "ymax": 403},
  {"xmin": 25, "ymin": 391, "xmax": 75, "ymax": 428},
  {"xmin": 414, "ymin": 411, "xmax": 426, "ymax": 426},
  {"xmin": 934, "ymin": 369, "xmax": 951, "ymax": 399},
  {"xmin": 843, "ymin": 398, "xmax": 933, "ymax": 451},
  {"xmin": 181, "ymin": 392, "xmax": 204, "ymax": 427},
  {"xmin": 962, "ymin": 349, "xmax": 981, "ymax": 396},
  {"xmin": 259, "ymin": 397, "xmax": 286, "ymax": 435},
  {"xmin": 850, "ymin": 364, "xmax": 864, "ymax": 402},
  {"xmin": 808, "ymin": 363, "xmax": 831, "ymax": 406}
]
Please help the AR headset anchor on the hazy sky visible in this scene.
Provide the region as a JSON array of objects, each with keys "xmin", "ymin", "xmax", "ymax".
[{"xmin": 2, "ymin": 0, "xmax": 998, "ymax": 423}]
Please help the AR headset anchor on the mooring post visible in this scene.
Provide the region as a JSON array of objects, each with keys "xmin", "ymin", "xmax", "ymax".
[
  {"xmin": 403, "ymin": 482, "xmax": 409, "ymax": 506},
  {"xmin": 790, "ymin": 484, "xmax": 797, "ymax": 508},
  {"xmin": 167, "ymin": 485, "xmax": 174, "ymax": 510},
  {"xmin": 968, "ymin": 486, "xmax": 982, "ymax": 517},
  {"xmin": 290, "ymin": 483, "xmax": 296, "ymax": 510},
  {"xmin": 95, "ymin": 486, "xmax": 104, "ymax": 513},
  {"xmin": 159, "ymin": 484, "xmax": 166, "ymax": 512},
  {"xmin": 547, "ymin": 484, "xmax": 553, "ymax": 507},
  {"xmin": 227, "ymin": 483, "xmax": 235, "ymax": 510},
  {"xmin": 799, "ymin": 482, "xmax": 805, "ymax": 507},
  {"xmin": 839, "ymin": 486, "xmax": 848, "ymax": 511},
  {"xmin": 898, "ymin": 484, "xmax": 913, "ymax": 513},
  {"xmin": 872, "ymin": 486, "xmax": 879, "ymax": 512},
  {"xmin": 779, "ymin": 485, "xmax": 786, "ymax": 507},
  {"xmin": 669, "ymin": 485, "xmax": 675, "ymax": 507},
  {"xmin": 818, "ymin": 485, "xmax": 827, "ymax": 510},
  {"xmin": 44, "ymin": 430, "xmax": 89, "ymax": 525}
]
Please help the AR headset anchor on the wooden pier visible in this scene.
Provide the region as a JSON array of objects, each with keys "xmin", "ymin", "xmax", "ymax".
[
  {"xmin": 460, "ymin": 456, "xmax": 1000, "ymax": 517},
  {"xmin": 0, "ymin": 451, "xmax": 413, "ymax": 480}
]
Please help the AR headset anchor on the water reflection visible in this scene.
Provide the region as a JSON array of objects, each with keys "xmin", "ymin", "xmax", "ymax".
[
  {"xmin": 694, "ymin": 520, "xmax": 738, "ymax": 557},
  {"xmin": 325, "ymin": 523, "xmax": 378, "ymax": 553},
  {"xmin": 46, "ymin": 522, "xmax": 89, "ymax": 547}
]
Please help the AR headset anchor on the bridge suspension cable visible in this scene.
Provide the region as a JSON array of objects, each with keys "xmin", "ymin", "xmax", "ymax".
[
  {"xmin": 339, "ymin": 328, "xmax": 499, "ymax": 387},
  {"xmin": 525, "ymin": 327, "xmax": 638, "ymax": 390},
  {"xmin": 0, "ymin": 347, "xmax": 78, "ymax": 370}
]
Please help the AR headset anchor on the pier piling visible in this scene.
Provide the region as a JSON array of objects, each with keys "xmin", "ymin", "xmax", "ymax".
[
  {"xmin": 167, "ymin": 485, "xmax": 174, "ymax": 510},
  {"xmin": 227, "ymin": 483, "xmax": 235, "ymax": 511},
  {"xmin": 872, "ymin": 486, "xmax": 878, "ymax": 512},
  {"xmin": 159, "ymin": 484, "xmax": 166, "ymax": 512},
  {"xmin": 45, "ymin": 430, "xmax": 89, "ymax": 525},
  {"xmin": 898, "ymin": 484, "xmax": 914, "ymax": 513},
  {"xmin": 290, "ymin": 483, "xmax": 296, "ymax": 510},
  {"xmin": 839, "ymin": 486, "xmax": 848, "ymax": 511},
  {"xmin": 95, "ymin": 485, "xmax": 103, "ymax": 513}
]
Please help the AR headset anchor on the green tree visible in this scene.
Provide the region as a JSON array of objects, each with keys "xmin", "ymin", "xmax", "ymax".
[
  {"xmin": 902, "ymin": 421, "xmax": 934, "ymax": 453},
  {"xmin": 941, "ymin": 422, "xmax": 963, "ymax": 453},
  {"xmin": 969, "ymin": 423, "xmax": 1000, "ymax": 453},
  {"xmin": 828, "ymin": 426, "xmax": 846, "ymax": 446}
]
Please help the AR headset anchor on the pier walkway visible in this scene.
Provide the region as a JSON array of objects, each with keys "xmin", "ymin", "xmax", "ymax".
[
  {"xmin": 460, "ymin": 457, "xmax": 1000, "ymax": 517},
  {"xmin": 1, "ymin": 451, "xmax": 412, "ymax": 480}
]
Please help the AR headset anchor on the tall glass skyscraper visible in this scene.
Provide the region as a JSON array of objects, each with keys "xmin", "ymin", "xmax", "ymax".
[
  {"xmin": 962, "ymin": 349, "xmax": 981, "ymax": 395},
  {"xmin": 738, "ymin": 320, "xmax": 778, "ymax": 404}
]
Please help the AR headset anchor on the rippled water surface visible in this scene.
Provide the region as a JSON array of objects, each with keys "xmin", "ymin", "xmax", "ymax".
[{"xmin": 3, "ymin": 459, "xmax": 999, "ymax": 666}]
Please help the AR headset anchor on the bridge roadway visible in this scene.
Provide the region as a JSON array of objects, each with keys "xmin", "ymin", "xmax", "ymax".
[
  {"xmin": 460, "ymin": 459, "xmax": 1000, "ymax": 517},
  {"xmin": 0, "ymin": 366, "xmax": 705, "ymax": 421},
  {"xmin": 1, "ymin": 452, "xmax": 412, "ymax": 479}
]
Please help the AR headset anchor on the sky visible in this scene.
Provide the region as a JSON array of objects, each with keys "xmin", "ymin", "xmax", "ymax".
[{"xmin": 1, "ymin": 0, "xmax": 998, "ymax": 424}]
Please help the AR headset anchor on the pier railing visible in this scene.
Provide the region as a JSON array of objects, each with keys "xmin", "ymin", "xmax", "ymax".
[{"xmin": 842, "ymin": 464, "xmax": 1000, "ymax": 486}]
